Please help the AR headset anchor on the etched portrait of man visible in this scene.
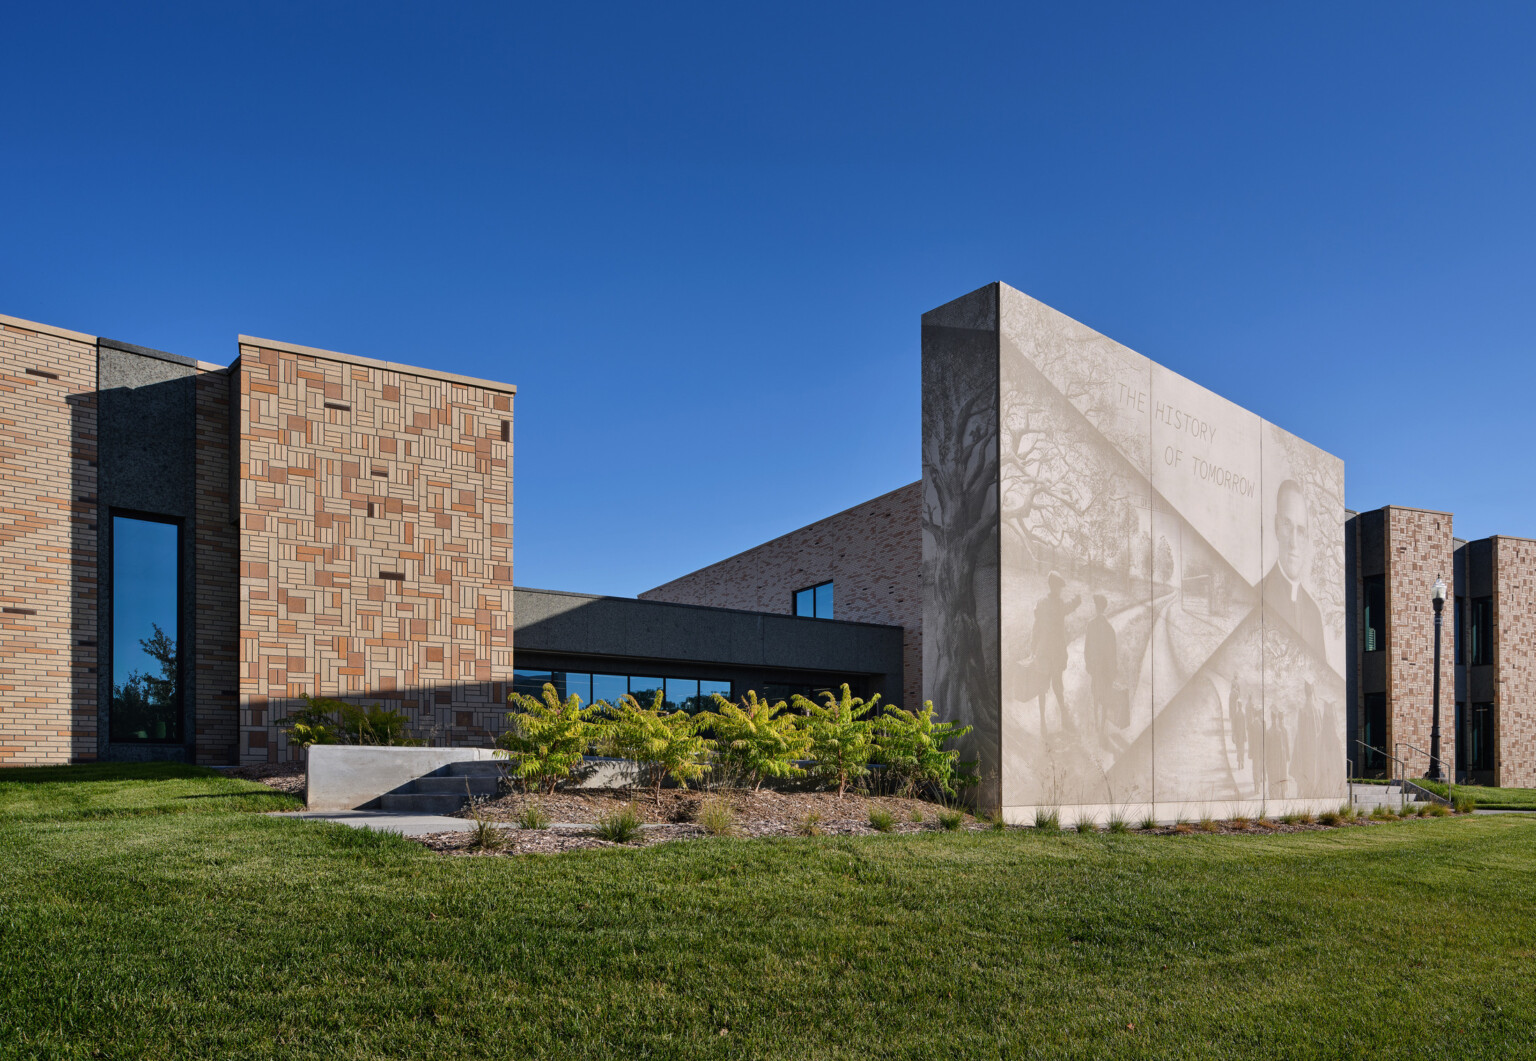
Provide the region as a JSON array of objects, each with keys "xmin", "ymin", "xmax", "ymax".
[{"xmin": 1262, "ymin": 478, "xmax": 1325, "ymax": 657}]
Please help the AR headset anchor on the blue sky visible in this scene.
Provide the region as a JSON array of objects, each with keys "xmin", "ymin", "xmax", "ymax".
[{"xmin": 5, "ymin": 3, "xmax": 1533, "ymax": 597}]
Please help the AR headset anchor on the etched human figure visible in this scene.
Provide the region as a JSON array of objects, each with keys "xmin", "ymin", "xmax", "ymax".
[
  {"xmin": 1083, "ymin": 594, "xmax": 1122, "ymax": 729},
  {"xmin": 1293, "ymin": 681, "xmax": 1323, "ymax": 793},
  {"xmin": 1263, "ymin": 479, "xmax": 1326, "ymax": 657},
  {"xmin": 1266, "ymin": 695, "xmax": 1292, "ymax": 797},
  {"xmin": 1033, "ymin": 571, "xmax": 1081, "ymax": 735},
  {"xmin": 1246, "ymin": 678, "xmax": 1266, "ymax": 788},
  {"xmin": 1229, "ymin": 675, "xmax": 1248, "ymax": 769}
]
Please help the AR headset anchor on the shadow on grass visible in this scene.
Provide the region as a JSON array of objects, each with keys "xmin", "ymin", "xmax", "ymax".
[{"xmin": 0, "ymin": 762, "xmax": 223, "ymax": 785}]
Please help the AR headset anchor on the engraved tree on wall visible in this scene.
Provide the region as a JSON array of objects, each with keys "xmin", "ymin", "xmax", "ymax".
[{"xmin": 922, "ymin": 356, "xmax": 998, "ymax": 726}]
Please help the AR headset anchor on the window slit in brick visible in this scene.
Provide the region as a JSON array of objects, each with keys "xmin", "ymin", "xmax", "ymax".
[
  {"xmin": 3, "ymin": 607, "xmax": 39, "ymax": 615},
  {"xmin": 500, "ymin": 420, "xmax": 510, "ymax": 442},
  {"xmin": 367, "ymin": 502, "xmax": 376, "ymax": 518},
  {"xmin": 323, "ymin": 401, "xmax": 351, "ymax": 412},
  {"xmin": 379, "ymin": 571, "xmax": 405, "ymax": 581},
  {"xmin": 25, "ymin": 368, "xmax": 59, "ymax": 380}
]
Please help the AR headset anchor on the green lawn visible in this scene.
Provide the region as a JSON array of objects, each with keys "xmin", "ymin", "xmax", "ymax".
[
  {"xmin": 1353, "ymin": 776, "xmax": 1536, "ymax": 811},
  {"xmin": 3, "ymin": 765, "xmax": 1535, "ymax": 1059},
  {"xmin": 1452, "ymin": 785, "xmax": 1536, "ymax": 811}
]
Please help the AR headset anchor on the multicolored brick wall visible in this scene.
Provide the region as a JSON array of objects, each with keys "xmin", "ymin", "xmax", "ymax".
[
  {"xmin": 236, "ymin": 339, "xmax": 515, "ymax": 761},
  {"xmin": 1493, "ymin": 536, "xmax": 1536, "ymax": 787},
  {"xmin": 1383, "ymin": 507, "xmax": 1456, "ymax": 777},
  {"xmin": 0, "ymin": 317, "xmax": 98, "ymax": 764},
  {"xmin": 640, "ymin": 481, "xmax": 922, "ymax": 709}
]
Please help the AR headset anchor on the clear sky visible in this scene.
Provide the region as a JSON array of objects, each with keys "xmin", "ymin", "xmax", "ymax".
[{"xmin": 5, "ymin": 3, "xmax": 1533, "ymax": 598}]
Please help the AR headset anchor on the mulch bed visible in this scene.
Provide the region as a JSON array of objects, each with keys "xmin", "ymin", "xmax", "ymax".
[
  {"xmin": 419, "ymin": 787, "xmax": 979, "ymax": 855},
  {"xmin": 226, "ymin": 760, "xmax": 305, "ymax": 796},
  {"xmin": 228, "ymin": 764, "xmax": 1464, "ymax": 855}
]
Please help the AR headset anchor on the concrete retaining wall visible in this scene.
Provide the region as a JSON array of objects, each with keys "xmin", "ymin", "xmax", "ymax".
[{"xmin": 305, "ymin": 745, "xmax": 500, "ymax": 810}]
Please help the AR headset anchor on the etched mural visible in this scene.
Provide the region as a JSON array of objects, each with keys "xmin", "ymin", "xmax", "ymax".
[{"xmin": 924, "ymin": 282, "xmax": 1345, "ymax": 820}]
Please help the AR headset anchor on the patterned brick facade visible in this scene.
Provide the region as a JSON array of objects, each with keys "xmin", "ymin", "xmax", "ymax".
[
  {"xmin": 641, "ymin": 482, "xmax": 922, "ymax": 709},
  {"xmin": 1493, "ymin": 536, "xmax": 1536, "ymax": 787},
  {"xmin": 237, "ymin": 338, "xmax": 515, "ymax": 761},
  {"xmin": 1383, "ymin": 507, "xmax": 1456, "ymax": 777},
  {"xmin": 0, "ymin": 316, "xmax": 98, "ymax": 764}
]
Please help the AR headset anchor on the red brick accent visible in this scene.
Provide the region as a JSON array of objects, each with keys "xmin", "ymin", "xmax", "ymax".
[
  {"xmin": 237, "ymin": 344, "xmax": 514, "ymax": 760},
  {"xmin": 641, "ymin": 482, "xmax": 922, "ymax": 708},
  {"xmin": 1493, "ymin": 536, "xmax": 1536, "ymax": 787},
  {"xmin": 1383, "ymin": 507, "xmax": 1456, "ymax": 777},
  {"xmin": 0, "ymin": 321, "xmax": 98, "ymax": 764}
]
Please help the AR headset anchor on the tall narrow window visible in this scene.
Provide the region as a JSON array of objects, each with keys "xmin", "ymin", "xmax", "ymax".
[
  {"xmin": 1469, "ymin": 702, "xmax": 1495, "ymax": 772},
  {"xmin": 1362, "ymin": 693, "xmax": 1387, "ymax": 772},
  {"xmin": 1362, "ymin": 575, "xmax": 1385, "ymax": 652},
  {"xmin": 794, "ymin": 580, "xmax": 834, "ymax": 619},
  {"xmin": 111, "ymin": 516, "xmax": 181, "ymax": 743},
  {"xmin": 1470, "ymin": 597, "xmax": 1493, "ymax": 665}
]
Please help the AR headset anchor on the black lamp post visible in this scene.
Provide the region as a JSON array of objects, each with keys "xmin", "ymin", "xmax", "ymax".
[{"xmin": 1428, "ymin": 575, "xmax": 1446, "ymax": 783}]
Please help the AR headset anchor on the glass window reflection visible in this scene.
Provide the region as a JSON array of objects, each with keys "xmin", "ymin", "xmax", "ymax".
[{"xmin": 111, "ymin": 516, "xmax": 181, "ymax": 744}]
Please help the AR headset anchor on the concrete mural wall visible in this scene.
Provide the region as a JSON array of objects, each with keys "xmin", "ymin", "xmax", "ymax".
[{"xmin": 924, "ymin": 283, "xmax": 1346, "ymax": 821}]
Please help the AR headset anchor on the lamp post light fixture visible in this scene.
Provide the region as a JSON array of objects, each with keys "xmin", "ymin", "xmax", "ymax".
[{"xmin": 1429, "ymin": 575, "xmax": 1447, "ymax": 783}]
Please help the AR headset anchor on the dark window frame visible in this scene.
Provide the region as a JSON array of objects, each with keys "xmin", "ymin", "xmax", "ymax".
[
  {"xmin": 793, "ymin": 579, "xmax": 834, "ymax": 620},
  {"xmin": 108, "ymin": 510, "xmax": 185, "ymax": 745}
]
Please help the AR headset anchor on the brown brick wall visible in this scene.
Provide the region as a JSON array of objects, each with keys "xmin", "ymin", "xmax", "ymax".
[
  {"xmin": 1384, "ymin": 507, "xmax": 1456, "ymax": 777},
  {"xmin": 193, "ymin": 369, "xmax": 240, "ymax": 763},
  {"xmin": 640, "ymin": 482, "xmax": 922, "ymax": 709},
  {"xmin": 238, "ymin": 342, "xmax": 514, "ymax": 761},
  {"xmin": 1493, "ymin": 536, "xmax": 1536, "ymax": 787},
  {"xmin": 0, "ymin": 318, "xmax": 98, "ymax": 764}
]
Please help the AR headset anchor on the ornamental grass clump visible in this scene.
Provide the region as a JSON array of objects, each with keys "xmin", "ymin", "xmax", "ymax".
[
  {"xmin": 465, "ymin": 784, "xmax": 506, "ymax": 852},
  {"xmin": 697, "ymin": 797, "xmax": 736, "ymax": 837},
  {"xmin": 1318, "ymin": 809, "xmax": 1342, "ymax": 827},
  {"xmin": 1074, "ymin": 816, "xmax": 1096, "ymax": 834},
  {"xmin": 601, "ymin": 691, "xmax": 712, "ymax": 802},
  {"xmin": 1033, "ymin": 808, "xmax": 1060, "ymax": 832},
  {"xmin": 593, "ymin": 805, "xmax": 643, "ymax": 844},
  {"xmin": 868, "ymin": 808, "xmax": 896, "ymax": 833},
  {"xmin": 698, "ymin": 691, "xmax": 809, "ymax": 789},
  {"xmin": 937, "ymin": 809, "xmax": 964, "ymax": 831},
  {"xmin": 793, "ymin": 685, "xmax": 876, "ymax": 798},
  {"xmin": 498, "ymin": 684, "xmax": 606, "ymax": 794},
  {"xmin": 516, "ymin": 802, "xmax": 550, "ymax": 830},
  {"xmin": 797, "ymin": 811, "xmax": 824, "ymax": 837}
]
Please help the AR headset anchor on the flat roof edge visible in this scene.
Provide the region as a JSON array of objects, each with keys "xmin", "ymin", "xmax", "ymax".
[
  {"xmin": 514, "ymin": 585, "xmax": 905, "ymax": 631},
  {"xmin": 240, "ymin": 334, "xmax": 517, "ymax": 394},
  {"xmin": 0, "ymin": 312, "xmax": 97, "ymax": 345}
]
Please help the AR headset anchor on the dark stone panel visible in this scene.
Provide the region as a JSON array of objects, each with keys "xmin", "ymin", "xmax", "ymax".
[
  {"xmin": 921, "ymin": 283, "xmax": 1001, "ymax": 811},
  {"xmin": 1465, "ymin": 539, "xmax": 1494, "ymax": 598},
  {"xmin": 512, "ymin": 588, "xmax": 903, "ymax": 695},
  {"xmin": 96, "ymin": 345, "xmax": 199, "ymax": 763}
]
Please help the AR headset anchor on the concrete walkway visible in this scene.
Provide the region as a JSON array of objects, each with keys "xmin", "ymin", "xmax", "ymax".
[{"xmin": 269, "ymin": 810, "xmax": 476, "ymax": 836}]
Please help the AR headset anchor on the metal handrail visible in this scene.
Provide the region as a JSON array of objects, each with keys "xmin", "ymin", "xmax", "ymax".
[
  {"xmin": 1355, "ymin": 740, "xmax": 1411, "ymax": 811},
  {"xmin": 1395, "ymin": 740, "xmax": 1439, "ymax": 778}
]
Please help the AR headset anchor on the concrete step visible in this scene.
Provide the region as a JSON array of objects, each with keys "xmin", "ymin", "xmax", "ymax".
[
  {"xmin": 412, "ymin": 776, "xmax": 499, "ymax": 796},
  {"xmin": 445, "ymin": 760, "xmax": 503, "ymax": 777},
  {"xmin": 378, "ymin": 793, "xmax": 468, "ymax": 814}
]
